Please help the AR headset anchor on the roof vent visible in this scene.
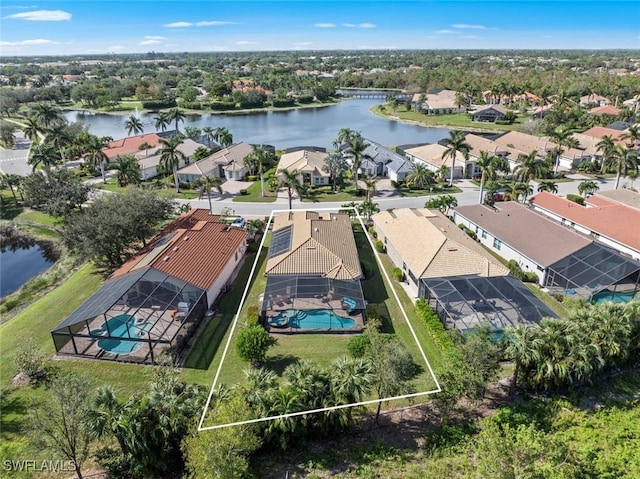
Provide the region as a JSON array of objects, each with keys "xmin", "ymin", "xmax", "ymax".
[
  {"xmin": 314, "ymin": 227, "xmax": 319, "ymax": 232},
  {"xmin": 183, "ymin": 236, "xmax": 189, "ymax": 241},
  {"xmin": 163, "ymin": 256, "xmax": 170, "ymax": 261},
  {"xmin": 172, "ymin": 246, "xmax": 179, "ymax": 252}
]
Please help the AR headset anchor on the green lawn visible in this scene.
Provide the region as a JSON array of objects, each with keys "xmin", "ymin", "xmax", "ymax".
[
  {"xmin": 95, "ymin": 180, "xmax": 200, "ymax": 200},
  {"xmin": 372, "ymin": 104, "xmax": 530, "ymax": 132},
  {"xmin": 16, "ymin": 210, "xmax": 59, "ymax": 226},
  {"xmin": 232, "ymin": 179, "xmax": 277, "ymax": 203}
]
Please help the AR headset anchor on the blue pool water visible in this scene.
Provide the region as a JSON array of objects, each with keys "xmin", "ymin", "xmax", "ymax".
[
  {"xmin": 270, "ymin": 309, "xmax": 356, "ymax": 330},
  {"xmin": 97, "ymin": 314, "xmax": 144, "ymax": 355},
  {"xmin": 592, "ymin": 291, "xmax": 637, "ymax": 304}
]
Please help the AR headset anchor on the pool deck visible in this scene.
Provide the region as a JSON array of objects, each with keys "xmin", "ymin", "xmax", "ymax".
[{"xmin": 265, "ymin": 296, "xmax": 364, "ymax": 334}]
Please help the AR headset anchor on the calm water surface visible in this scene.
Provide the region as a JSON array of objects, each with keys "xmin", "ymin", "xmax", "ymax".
[
  {"xmin": 1, "ymin": 244, "xmax": 54, "ymax": 297},
  {"xmin": 64, "ymin": 99, "xmax": 450, "ymax": 149}
]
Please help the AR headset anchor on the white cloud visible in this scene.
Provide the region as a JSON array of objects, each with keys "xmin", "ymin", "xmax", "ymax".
[
  {"xmin": 236, "ymin": 40, "xmax": 258, "ymax": 45},
  {"xmin": 164, "ymin": 21, "xmax": 192, "ymax": 28},
  {"xmin": 164, "ymin": 20, "xmax": 238, "ymax": 28},
  {"xmin": 5, "ymin": 10, "xmax": 71, "ymax": 21},
  {"xmin": 343, "ymin": 23, "xmax": 376, "ymax": 28},
  {"xmin": 143, "ymin": 35, "xmax": 166, "ymax": 41},
  {"xmin": 0, "ymin": 38, "xmax": 60, "ymax": 46},
  {"xmin": 314, "ymin": 23, "xmax": 336, "ymax": 28},
  {"xmin": 139, "ymin": 39, "xmax": 162, "ymax": 45},
  {"xmin": 452, "ymin": 24, "xmax": 487, "ymax": 30},
  {"xmin": 436, "ymin": 29, "xmax": 455, "ymax": 34},
  {"xmin": 293, "ymin": 42, "xmax": 313, "ymax": 47}
]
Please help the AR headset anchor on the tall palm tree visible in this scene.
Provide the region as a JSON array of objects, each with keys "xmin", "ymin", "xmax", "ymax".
[
  {"xmin": 278, "ymin": 168, "xmax": 301, "ymax": 210},
  {"xmin": 441, "ymin": 131, "xmax": 471, "ymax": 187},
  {"xmin": 159, "ymin": 136, "xmax": 186, "ymax": 193},
  {"xmin": 357, "ymin": 199, "xmax": 380, "ymax": 224},
  {"xmin": 214, "ymin": 126, "xmax": 233, "ymax": 148},
  {"xmin": 362, "ymin": 175, "xmax": 379, "ymax": 200},
  {"xmin": 330, "ymin": 356, "xmax": 373, "ymax": 427},
  {"xmin": 245, "ymin": 145, "xmax": 271, "ymax": 197},
  {"xmin": 602, "ymin": 145, "xmax": 638, "ymax": 189},
  {"xmin": 503, "ymin": 325, "xmax": 541, "ymax": 391},
  {"xmin": 342, "ymin": 133, "xmax": 371, "ymax": 193},
  {"xmin": 32, "ymin": 102, "xmax": 62, "ymax": 129},
  {"xmin": 2, "ymin": 173, "xmax": 22, "ymax": 204},
  {"xmin": 45, "ymin": 123, "xmax": 72, "ymax": 168},
  {"xmin": 154, "ymin": 111, "xmax": 171, "ymax": 132},
  {"xmin": 537, "ymin": 180, "xmax": 558, "ymax": 193},
  {"xmin": 167, "ymin": 107, "xmax": 186, "ymax": 133},
  {"xmin": 125, "ymin": 115, "xmax": 144, "ymax": 136},
  {"xmin": 113, "ymin": 154, "xmax": 141, "ymax": 187},
  {"xmin": 202, "ymin": 126, "xmax": 216, "ymax": 147},
  {"xmin": 405, "ymin": 161, "xmax": 435, "ymax": 189},
  {"xmin": 197, "ymin": 174, "xmax": 223, "ymax": 213},
  {"xmin": 85, "ymin": 135, "xmax": 111, "ymax": 183},
  {"xmin": 28, "ymin": 142, "xmax": 61, "ymax": 176},
  {"xmin": 322, "ymin": 150, "xmax": 348, "ymax": 192},
  {"xmin": 476, "ymin": 151, "xmax": 510, "ymax": 203},
  {"xmin": 513, "ymin": 151, "xmax": 549, "ymax": 184},
  {"xmin": 577, "ymin": 180, "xmax": 599, "ymax": 197},
  {"xmin": 21, "ymin": 116, "xmax": 46, "ymax": 143},
  {"xmin": 621, "ymin": 124, "xmax": 639, "ymax": 149},
  {"xmin": 332, "ymin": 127, "xmax": 358, "ymax": 150},
  {"xmin": 596, "ymin": 135, "xmax": 616, "ymax": 171},
  {"xmin": 549, "ymin": 127, "xmax": 580, "ymax": 175}
]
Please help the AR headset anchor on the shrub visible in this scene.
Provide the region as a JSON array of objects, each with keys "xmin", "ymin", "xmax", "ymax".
[
  {"xmin": 236, "ymin": 326, "xmax": 277, "ymax": 367},
  {"xmin": 271, "ymin": 98, "xmax": 295, "ymax": 107},
  {"xmin": 246, "ymin": 175, "xmax": 258, "ymax": 182},
  {"xmin": 414, "ymin": 299, "xmax": 457, "ymax": 354},
  {"xmin": 365, "ymin": 304, "xmax": 381, "ymax": 320},
  {"xmin": 239, "ymin": 189, "xmax": 249, "ymax": 196},
  {"xmin": 360, "ymin": 260, "xmax": 374, "ymax": 278},
  {"xmin": 141, "ymin": 99, "xmax": 176, "ymax": 109},
  {"xmin": 392, "ymin": 267, "xmax": 405, "ymax": 282},
  {"xmin": 465, "ymin": 229, "xmax": 477, "ymax": 240},
  {"xmin": 508, "ymin": 260, "xmax": 524, "ymax": 280},
  {"xmin": 209, "ymin": 101, "xmax": 236, "ymax": 111},
  {"xmin": 246, "ymin": 305, "xmax": 260, "ymax": 326},
  {"xmin": 297, "ymin": 94, "xmax": 314, "ymax": 104},
  {"xmin": 178, "ymin": 101, "xmax": 203, "ymax": 110},
  {"xmin": 566, "ymin": 194, "xmax": 585, "ymax": 205},
  {"xmin": 14, "ymin": 339, "xmax": 47, "ymax": 380},
  {"xmin": 523, "ymin": 272, "xmax": 539, "ymax": 283},
  {"xmin": 368, "ymin": 227, "xmax": 377, "ymax": 238},
  {"xmin": 374, "ymin": 240, "xmax": 385, "ymax": 252},
  {"xmin": 347, "ymin": 335, "xmax": 371, "ymax": 358}
]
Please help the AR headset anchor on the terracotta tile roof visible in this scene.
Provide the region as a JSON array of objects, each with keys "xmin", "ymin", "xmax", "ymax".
[
  {"xmin": 529, "ymin": 191, "xmax": 640, "ymax": 254},
  {"xmin": 454, "ymin": 202, "xmax": 592, "ymax": 267},
  {"xmin": 111, "ymin": 209, "xmax": 246, "ymax": 290},
  {"xmin": 265, "ymin": 212, "xmax": 362, "ymax": 280},
  {"xmin": 581, "ymin": 126, "xmax": 625, "ymax": 141},
  {"xmin": 372, "ymin": 208, "xmax": 508, "ymax": 279},
  {"xmin": 589, "ymin": 105, "xmax": 621, "ymax": 116},
  {"xmin": 103, "ymin": 133, "xmax": 162, "ymax": 160}
]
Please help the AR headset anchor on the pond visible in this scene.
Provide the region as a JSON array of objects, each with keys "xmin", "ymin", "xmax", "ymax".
[
  {"xmin": 63, "ymin": 97, "xmax": 451, "ymax": 150},
  {"xmin": 0, "ymin": 228, "xmax": 57, "ymax": 298}
]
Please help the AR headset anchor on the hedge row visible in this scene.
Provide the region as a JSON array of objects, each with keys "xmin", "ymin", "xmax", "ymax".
[{"xmin": 415, "ymin": 298, "xmax": 457, "ymax": 355}]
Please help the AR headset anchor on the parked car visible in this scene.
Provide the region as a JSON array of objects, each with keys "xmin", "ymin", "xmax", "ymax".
[{"xmin": 229, "ymin": 217, "xmax": 246, "ymax": 228}]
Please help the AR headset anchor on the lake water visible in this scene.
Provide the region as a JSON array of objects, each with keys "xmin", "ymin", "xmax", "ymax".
[
  {"xmin": 64, "ymin": 98, "xmax": 451, "ymax": 150},
  {"xmin": 1, "ymin": 244, "xmax": 54, "ymax": 297}
]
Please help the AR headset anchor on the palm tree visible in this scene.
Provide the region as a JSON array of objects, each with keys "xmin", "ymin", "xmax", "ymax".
[
  {"xmin": 405, "ymin": 161, "xmax": 435, "ymax": 189},
  {"xmin": 214, "ymin": 126, "xmax": 233, "ymax": 148},
  {"xmin": 330, "ymin": 356, "xmax": 373, "ymax": 427},
  {"xmin": 45, "ymin": 123, "xmax": 72, "ymax": 168},
  {"xmin": 2, "ymin": 173, "xmax": 22, "ymax": 204},
  {"xmin": 513, "ymin": 151, "xmax": 549, "ymax": 184},
  {"xmin": 362, "ymin": 176, "xmax": 379, "ymax": 201},
  {"xmin": 22, "ymin": 116, "xmax": 46, "ymax": 143},
  {"xmin": 476, "ymin": 151, "xmax": 510, "ymax": 203},
  {"xmin": 549, "ymin": 127, "xmax": 579, "ymax": 176},
  {"xmin": 198, "ymin": 174, "xmax": 223, "ymax": 212},
  {"xmin": 167, "ymin": 107, "xmax": 186, "ymax": 133},
  {"xmin": 577, "ymin": 180, "xmax": 599, "ymax": 197},
  {"xmin": 159, "ymin": 136, "xmax": 186, "ymax": 193},
  {"xmin": 620, "ymin": 124, "xmax": 639, "ymax": 149},
  {"xmin": 503, "ymin": 325, "xmax": 541, "ymax": 391},
  {"xmin": 322, "ymin": 150, "xmax": 348, "ymax": 192},
  {"xmin": 278, "ymin": 168, "xmax": 301, "ymax": 210},
  {"xmin": 596, "ymin": 135, "xmax": 616, "ymax": 171},
  {"xmin": 245, "ymin": 145, "xmax": 271, "ymax": 197},
  {"xmin": 332, "ymin": 127, "xmax": 358, "ymax": 150},
  {"xmin": 537, "ymin": 180, "xmax": 558, "ymax": 193},
  {"xmin": 357, "ymin": 199, "xmax": 380, "ymax": 224},
  {"xmin": 510, "ymin": 182, "xmax": 533, "ymax": 203},
  {"xmin": 85, "ymin": 135, "xmax": 111, "ymax": 183},
  {"xmin": 113, "ymin": 155, "xmax": 141, "ymax": 186},
  {"xmin": 202, "ymin": 126, "xmax": 216, "ymax": 147},
  {"xmin": 28, "ymin": 142, "xmax": 61, "ymax": 176},
  {"xmin": 125, "ymin": 115, "xmax": 144, "ymax": 136},
  {"xmin": 32, "ymin": 102, "xmax": 62, "ymax": 129},
  {"xmin": 602, "ymin": 145, "xmax": 638, "ymax": 189},
  {"xmin": 342, "ymin": 133, "xmax": 371, "ymax": 193},
  {"xmin": 154, "ymin": 112, "xmax": 171, "ymax": 132},
  {"xmin": 441, "ymin": 131, "xmax": 471, "ymax": 187}
]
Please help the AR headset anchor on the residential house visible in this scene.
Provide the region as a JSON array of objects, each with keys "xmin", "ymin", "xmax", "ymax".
[
  {"xmin": 176, "ymin": 142, "xmax": 254, "ymax": 184},
  {"xmin": 494, "ymin": 131, "xmax": 587, "ymax": 170},
  {"xmin": 471, "ymin": 105, "xmax": 508, "ymax": 123},
  {"xmin": 358, "ymin": 139, "xmax": 409, "ymax": 178},
  {"xmin": 464, "ymin": 133, "xmax": 520, "ymax": 173},
  {"xmin": 454, "ymin": 201, "xmax": 640, "ymax": 301},
  {"xmin": 420, "ymin": 89, "xmax": 465, "ymax": 115},
  {"xmin": 51, "ymin": 209, "xmax": 248, "ymax": 363},
  {"xmin": 530, "ymin": 191, "xmax": 640, "ymax": 261},
  {"xmin": 596, "ymin": 189, "xmax": 640, "ymax": 211},
  {"xmin": 372, "ymin": 208, "xmax": 555, "ymax": 332},
  {"xmin": 400, "ymin": 143, "xmax": 467, "ymax": 179},
  {"xmin": 580, "ymin": 94, "xmax": 611, "ymax": 107},
  {"xmin": 277, "ymin": 149, "xmax": 330, "ymax": 186},
  {"xmin": 589, "ymin": 105, "xmax": 621, "ymax": 117},
  {"xmin": 136, "ymin": 138, "xmax": 204, "ymax": 181},
  {"xmin": 103, "ymin": 133, "xmax": 162, "ymax": 161},
  {"xmin": 532, "ymin": 104, "xmax": 553, "ymax": 118},
  {"xmin": 261, "ymin": 211, "xmax": 366, "ymax": 328}
]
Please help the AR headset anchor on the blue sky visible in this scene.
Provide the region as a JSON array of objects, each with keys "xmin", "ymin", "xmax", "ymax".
[{"xmin": 1, "ymin": 1, "xmax": 638, "ymax": 56}]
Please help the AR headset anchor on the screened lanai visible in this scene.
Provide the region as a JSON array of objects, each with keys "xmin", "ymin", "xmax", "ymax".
[
  {"xmin": 545, "ymin": 243, "xmax": 640, "ymax": 301},
  {"xmin": 420, "ymin": 275, "xmax": 557, "ymax": 333},
  {"xmin": 52, "ymin": 267, "xmax": 207, "ymax": 364}
]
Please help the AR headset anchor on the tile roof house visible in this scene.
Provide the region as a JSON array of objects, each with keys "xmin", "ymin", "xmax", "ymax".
[
  {"xmin": 176, "ymin": 142, "xmax": 254, "ymax": 183},
  {"xmin": 529, "ymin": 191, "xmax": 640, "ymax": 261},
  {"xmin": 494, "ymin": 131, "xmax": 587, "ymax": 170},
  {"xmin": 266, "ymin": 211, "xmax": 362, "ymax": 280},
  {"xmin": 580, "ymin": 94, "xmax": 611, "ymax": 107},
  {"xmin": 401, "ymin": 143, "xmax": 467, "ymax": 179},
  {"xmin": 589, "ymin": 105, "xmax": 622, "ymax": 117},
  {"xmin": 595, "ymin": 189, "xmax": 640, "ymax": 211},
  {"xmin": 103, "ymin": 133, "xmax": 162, "ymax": 160},
  {"xmin": 277, "ymin": 149, "xmax": 330, "ymax": 186},
  {"xmin": 464, "ymin": 133, "xmax": 520, "ymax": 172},
  {"xmin": 471, "ymin": 105, "xmax": 508, "ymax": 123},
  {"xmin": 135, "ymin": 138, "xmax": 205, "ymax": 181},
  {"xmin": 372, "ymin": 208, "xmax": 508, "ymax": 293},
  {"xmin": 420, "ymin": 89, "xmax": 465, "ymax": 115}
]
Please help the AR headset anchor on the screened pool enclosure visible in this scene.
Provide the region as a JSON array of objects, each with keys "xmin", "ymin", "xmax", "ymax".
[
  {"xmin": 420, "ymin": 275, "xmax": 557, "ymax": 333},
  {"xmin": 51, "ymin": 267, "xmax": 207, "ymax": 364}
]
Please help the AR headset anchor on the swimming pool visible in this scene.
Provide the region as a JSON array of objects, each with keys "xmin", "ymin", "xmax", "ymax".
[
  {"xmin": 269, "ymin": 309, "xmax": 357, "ymax": 330},
  {"xmin": 592, "ymin": 291, "xmax": 637, "ymax": 304},
  {"xmin": 97, "ymin": 314, "xmax": 144, "ymax": 355}
]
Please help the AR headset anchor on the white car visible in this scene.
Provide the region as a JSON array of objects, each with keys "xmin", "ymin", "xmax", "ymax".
[{"xmin": 229, "ymin": 217, "xmax": 246, "ymax": 228}]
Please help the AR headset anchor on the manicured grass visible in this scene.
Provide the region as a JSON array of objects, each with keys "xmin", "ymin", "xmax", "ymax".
[
  {"xmin": 301, "ymin": 188, "xmax": 365, "ymax": 203},
  {"xmin": 232, "ymin": 179, "xmax": 277, "ymax": 203},
  {"xmin": 525, "ymin": 284, "xmax": 569, "ymax": 318},
  {"xmin": 16, "ymin": 210, "xmax": 59, "ymax": 226},
  {"xmin": 397, "ymin": 185, "xmax": 462, "ymax": 197},
  {"xmin": 95, "ymin": 180, "xmax": 200, "ymax": 200},
  {"xmin": 372, "ymin": 104, "xmax": 529, "ymax": 133}
]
